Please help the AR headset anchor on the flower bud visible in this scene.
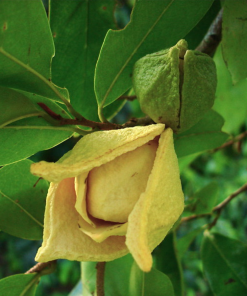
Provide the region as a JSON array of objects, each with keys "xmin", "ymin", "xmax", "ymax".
[{"xmin": 132, "ymin": 39, "xmax": 217, "ymax": 133}]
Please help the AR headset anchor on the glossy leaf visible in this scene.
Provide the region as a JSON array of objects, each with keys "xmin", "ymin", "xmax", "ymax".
[
  {"xmin": 0, "ymin": 274, "xmax": 39, "ymax": 296},
  {"xmin": 105, "ymin": 255, "xmax": 134, "ymax": 296},
  {"xmin": 0, "ymin": 0, "xmax": 68, "ymax": 102},
  {"xmin": 0, "ymin": 93, "xmax": 73, "ymax": 165},
  {"xmin": 185, "ymin": 182, "xmax": 218, "ymax": 215},
  {"xmin": 222, "ymin": 0, "xmax": 247, "ymax": 84},
  {"xmin": 129, "ymin": 262, "xmax": 175, "ymax": 296},
  {"xmin": 201, "ymin": 231, "xmax": 247, "ymax": 295},
  {"xmin": 184, "ymin": 0, "xmax": 221, "ymax": 49},
  {"xmin": 49, "ymin": 0, "xmax": 124, "ymax": 121},
  {"xmin": 154, "ymin": 232, "xmax": 183, "ymax": 296},
  {"xmin": 0, "ymin": 87, "xmax": 42, "ymax": 128},
  {"xmin": 0, "ymin": 159, "xmax": 48, "ymax": 240},
  {"xmin": 95, "ymin": 0, "xmax": 214, "ymax": 108},
  {"xmin": 81, "ymin": 262, "xmax": 97, "ymax": 296},
  {"xmin": 174, "ymin": 110, "xmax": 229, "ymax": 158},
  {"xmin": 213, "ymin": 47, "xmax": 247, "ymax": 134}
]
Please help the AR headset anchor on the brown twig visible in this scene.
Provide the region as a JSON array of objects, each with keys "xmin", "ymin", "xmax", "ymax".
[
  {"xmin": 196, "ymin": 8, "xmax": 223, "ymax": 57},
  {"xmin": 118, "ymin": 95, "xmax": 137, "ymax": 101},
  {"xmin": 38, "ymin": 102, "xmax": 154, "ymax": 131},
  {"xmin": 212, "ymin": 131, "xmax": 247, "ymax": 153},
  {"xmin": 122, "ymin": 116, "xmax": 154, "ymax": 128},
  {"xmin": 25, "ymin": 261, "xmax": 56, "ymax": 275},
  {"xmin": 181, "ymin": 183, "xmax": 247, "ymax": 223},
  {"xmin": 96, "ymin": 262, "xmax": 106, "ymax": 296}
]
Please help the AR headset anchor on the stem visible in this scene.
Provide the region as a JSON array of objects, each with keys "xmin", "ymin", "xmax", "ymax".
[
  {"xmin": 96, "ymin": 262, "xmax": 106, "ymax": 296},
  {"xmin": 181, "ymin": 183, "xmax": 247, "ymax": 223},
  {"xmin": 212, "ymin": 131, "xmax": 247, "ymax": 152},
  {"xmin": 118, "ymin": 95, "xmax": 137, "ymax": 101},
  {"xmin": 196, "ymin": 8, "xmax": 223, "ymax": 56},
  {"xmin": 25, "ymin": 261, "xmax": 56, "ymax": 275}
]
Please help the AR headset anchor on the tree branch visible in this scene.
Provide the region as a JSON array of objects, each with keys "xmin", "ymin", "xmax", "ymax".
[
  {"xmin": 212, "ymin": 131, "xmax": 247, "ymax": 153},
  {"xmin": 25, "ymin": 261, "xmax": 56, "ymax": 275},
  {"xmin": 196, "ymin": 8, "xmax": 223, "ymax": 57},
  {"xmin": 181, "ymin": 183, "xmax": 247, "ymax": 223},
  {"xmin": 118, "ymin": 95, "xmax": 137, "ymax": 101},
  {"xmin": 96, "ymin": 262, "xmax": 106, "ymax": 296}
]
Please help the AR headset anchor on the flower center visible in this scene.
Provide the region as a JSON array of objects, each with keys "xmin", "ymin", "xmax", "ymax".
[{"xmin": 86, "ymin": 139, "xmax": 158, "ymax": 223}]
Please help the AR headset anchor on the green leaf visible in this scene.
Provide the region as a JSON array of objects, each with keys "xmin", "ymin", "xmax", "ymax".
[
  {"xmin": 81, "ymin": 255, "xmax": 134, "ymax": 296},
  {"xmin": 154, "ymin": 232, "xmax": 183, "ymax": 296},
  {"xmin": 95, "ymin": 0, "xmax": 214, "ymax": 108},
  {"xmin": 174, "ymin": 110, "xmax": 229, "ymax": 158},
  {"xmin": 222, "ymin": 0, "xmax": 247, "ymax": 84},
  {"xmin": 0, "ymin": 0, "xmax": 68, "ymax": 102},
  {"xmin": 177, "ymin": 225, "xmax": 206, "ymax": 258},
  {"xmin": 105, "ymin": 255, "xmax": 134, "ymax": 296},
  {"xmin": 0, "ymin": 159, "xmax": 48, "ymax": 240},
  {"xmin": 184, "ymin": 0, "xmax": 221, "ymax": 49},
  {"xmin": 201, "ymin": 231, "xmax": 247, "ymax": 295},
  {"xmin": 0, "ymin": 274, "xmax": 39, "ymax": 296},
  {"xmin": 68, "ymin": 282, "xmax": 83, "ymax": 296},
  {"xmin": 129, "ymin": 262, "xmax": 175, "ymax": 296},
  {"xmin": 213, "ymin": 47, "xmax": 247, "ymax": 134},
  {"xmin": 0, "ymin": 93, "xmax": 73, "ymax": 165},
  {"xmin": 81, "ymin": 262, "xmax": 97, "ymax": 296},
  {"xmin": 49, "ymin": 0, "xmax": 124, "ymax": 120},
  {"xmin": 184, "ymin": 182, "xmax": 218, "ymax": 215},
  {"xmin": 0, "ymin": 87, "xmax": 42, "ymax": 128}
]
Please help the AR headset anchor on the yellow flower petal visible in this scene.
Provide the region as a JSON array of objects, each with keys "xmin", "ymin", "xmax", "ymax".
[
  {"xmin": 31, "ymin": 124, "xmax": 165, "ymax": 183},
  {"xmin": 74, "ymin": 173, "xmax": 95, "ymax": 227},
  {"xmin": 78, "ymin": 215, "xmax": 128, "ymax": 243},
  {"xmin": 35, "ymin": 178, "xmax": 128, "ymax": 262},
  {"xmin": 126, "ymin": 128, "xmax": 184, "ymax": 272}
]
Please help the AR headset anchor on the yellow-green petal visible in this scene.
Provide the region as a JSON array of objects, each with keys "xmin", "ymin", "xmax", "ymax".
[
  {"xmin": 35, "ymin": 178, "xmax": 128, "ymax": 262},
  {"xmin": 31, "ymin": 124, "xmax": 165, "ymax": 183},
  {"xmin": 126, "ymin": 128, "xmax": 184, "ymax": 272}
]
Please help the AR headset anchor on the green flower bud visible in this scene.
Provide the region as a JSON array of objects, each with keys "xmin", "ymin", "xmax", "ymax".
[{"xmin": 132, "ymin": 39, "xmax": 217, "ymax": 133}]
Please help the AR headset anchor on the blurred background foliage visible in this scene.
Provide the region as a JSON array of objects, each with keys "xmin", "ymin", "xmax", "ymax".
[{"xmin": 0, "ymin": 0, "xmax": 247, "ymax": 295}]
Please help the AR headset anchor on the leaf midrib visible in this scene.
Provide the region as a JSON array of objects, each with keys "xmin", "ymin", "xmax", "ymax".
[
  {"xmin": 0, "ymin": 190, "xmax": 43, "ymax": 228},
  {"xmin": 209, "ymin": 235, "xmax": 247, "ymax": 289},
  {"xmin": 101, "ymin": 0, "xmax": 175, "ymax": 107}
]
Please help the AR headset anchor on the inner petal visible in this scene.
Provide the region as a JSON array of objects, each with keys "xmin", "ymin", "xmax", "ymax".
[{"xmin": 87, "ymin": 139, "xmax": 158, "ymax": 223}]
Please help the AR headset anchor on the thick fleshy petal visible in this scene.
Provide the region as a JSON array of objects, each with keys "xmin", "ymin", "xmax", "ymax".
[
  {"xmin": 35, "ymin": 178, "xmax": 128, "ymax": 262},
  {"xmin": 31, "ymin": 124, "xmax": 165, "ymax": 183},
  {"xmin": 126, "ymin": 128, "xmax": 184, "ymax": 272},
  {"xmin": 74, "ymin": 173, "xmax": 95, "ymax": 227},
  {"xmin": 78, "ymin": 215, "xmax": 128, "ymax": 243}
]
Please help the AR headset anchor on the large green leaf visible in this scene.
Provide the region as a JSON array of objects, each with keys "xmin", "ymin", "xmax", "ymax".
[
  {"xmin": 129, "ymin": 262, "xmax": 175, "ymax": 296},
  {"xmin": 0, "ymin": 274, "xmax": 39, "ymax": 296},
  {"xmin": 0, "ymin": 87, "xmax": 43, "ymax": 128},
  {"xmin": 95, "ymin": 0, "xmax": 214, "ymax": 108},
  {"xmin": 184, "ymin": 182, "xmax": 218, "ymax": 216},
  {"xmin": 0, "ymin": 0, "xmax": 68, "ymax": 102},
  {"xmin": 213, "ymin": 47, "xmax": 247, "ymax": 134},
  {"xmin": 0, "ymin": 159, "xmax": 48, "ymax": 240},
  {"xmin": 222, "ymin": 0, "xmax": 247, "ymax": 84},
  {"xmin": 0, "ymin": 93, "xmax": 73, "ymax": 166},
  {"xmin": 184, "ymin": 0, "xmax": 221, "ymax": 49},
  {"xmin": 154, "ymin": 232, "xmax": 183, "ymax": 296},
  {"xmin": 105, "ymin": 255, "xmax": 134, "ymax": 296},
  {"xmin": 174, "ymin": 110, "xmax": 229, "ymax": 158},
  {"xmin": 81, "ymin": 262, "xmax": 97, "ymax": 296},
  {"xmin": 49, "ymin": 0, "xmax": 124, "ymax": 121},
  {"xmin": 201, "ymin": 231, "xmax": 247, "ymax": 295}
]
